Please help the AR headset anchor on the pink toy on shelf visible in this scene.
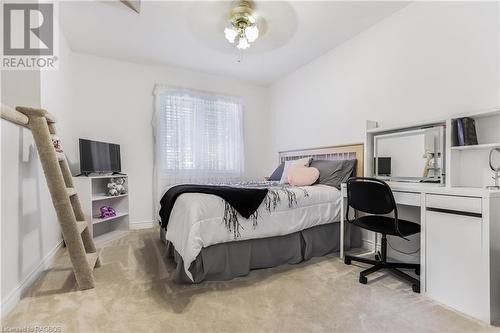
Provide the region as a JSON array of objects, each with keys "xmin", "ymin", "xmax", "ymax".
[{"xmin": 99, "ymin": 206, "xmax": 116, "ymax": 219}]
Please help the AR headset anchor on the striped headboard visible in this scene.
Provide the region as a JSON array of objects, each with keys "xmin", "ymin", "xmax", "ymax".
[{"xmin": 278, "ymin": 143, "xmax": 364, "ymax": 177}]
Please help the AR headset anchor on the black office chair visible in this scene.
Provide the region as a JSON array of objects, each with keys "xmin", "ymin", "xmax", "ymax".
[{"xmin": 344, "ymin": 177, "xmax": 421, "ymax": 293}]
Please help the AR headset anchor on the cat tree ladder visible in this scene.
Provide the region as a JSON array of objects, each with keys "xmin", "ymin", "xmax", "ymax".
[{"xmin": 1, "ymin": 104, "xmax": 101, "ymax": 290}]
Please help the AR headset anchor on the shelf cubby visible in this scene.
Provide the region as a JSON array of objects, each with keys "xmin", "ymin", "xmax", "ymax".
[
  {"xmin": 450, "ymin": 109, "xmax": 500, "ymax": 148},
  {"xmin": 73, "ymin": 175, "xmax": 129, "ymax": 245},
  {"xmin": 448, "ymin": 108, "xmax": 500, "ymax": 188}
]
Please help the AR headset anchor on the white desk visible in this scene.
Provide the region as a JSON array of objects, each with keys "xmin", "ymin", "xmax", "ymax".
[{"xmin": 340, "ymin": 182, "xmax": 500, "ymax": 324}]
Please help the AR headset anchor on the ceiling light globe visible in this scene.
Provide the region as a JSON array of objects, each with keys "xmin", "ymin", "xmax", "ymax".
[
  {"xmin": 245, "ymin": 25, "xmax": 259, "ymax": 43},
  {"xmin": 237, "ymin": 37, "xmax": 250, "ymax": 50},
  {"xmin": 224, "ymin": 27, "xmax": 238, "ymax": 43}
]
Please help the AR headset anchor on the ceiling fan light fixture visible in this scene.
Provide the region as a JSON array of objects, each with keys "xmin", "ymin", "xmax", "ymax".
[
  {"xmin": 244, "ymin": 25, "xmax": 259, "ymax": 43},
  {"xmin": 237, "ymin": 37, "xmax": 250, "ymax": 50},
  {"xmin": 224, "ymin": 26, "xmax": 238, "ymax": 43},
  {"xmin": 224, "ymin": 1, "xmax": 260, "ymax": 50}
]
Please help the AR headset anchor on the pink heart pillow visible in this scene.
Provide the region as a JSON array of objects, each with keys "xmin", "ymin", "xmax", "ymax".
[{"xmin": 287, "ymin": 167, "xmax": 320, "ymax": 186}]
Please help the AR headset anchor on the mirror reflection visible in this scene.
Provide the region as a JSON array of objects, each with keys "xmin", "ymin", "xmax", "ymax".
[{"xmin": 374, "ymin": 126, "xmax": 444, "ymax": 183}]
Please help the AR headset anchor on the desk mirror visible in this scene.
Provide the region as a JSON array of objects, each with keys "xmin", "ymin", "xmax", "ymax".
[
  {"xmin": 374, "ymin": 125, "xmax": 445, "ymax": 183},
  {"xmin": 487, "ymin": 148, "xmax": 500, "ymax": 189}
]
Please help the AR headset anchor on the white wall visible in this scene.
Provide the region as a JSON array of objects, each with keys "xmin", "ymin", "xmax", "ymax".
[
  {"xmin": 0, "ymin": 29, "xmax": 76, "ymax": 317},
  {"xmin": 268, "ymin": 1, "xmax": 499, "ymax": 158},
  {"xmin": 268, "ymin": 1, "xmax": 500, "ymax": 250},
  {"xmin": 1, "ymin": 72, "xmax": 56, "ymax": 317}
]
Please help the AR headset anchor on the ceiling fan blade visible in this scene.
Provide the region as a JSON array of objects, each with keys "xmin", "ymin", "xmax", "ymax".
[{"xmin": 120, "ymin": 0, "xmax": 140, "ymax": 14}]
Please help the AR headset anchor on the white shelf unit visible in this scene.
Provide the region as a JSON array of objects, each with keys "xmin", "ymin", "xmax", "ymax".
[
  {"xmin": 448, "ymin": 108, "xmax": 500, "ymax": 188},
  {"xmin": 449, "ymin": 109, "xmax": 500, "ymax": 148},
  {"xmin": 73, "ymin": 175, "xmax": 129, "ymax": 246}
]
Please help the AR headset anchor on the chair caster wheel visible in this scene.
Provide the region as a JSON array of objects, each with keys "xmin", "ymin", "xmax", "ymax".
[
  {"xmin": 412, "ymin": 284, "xmax": 420, "ymax": 293},
  {"xmin": 415, "ymin": 268, "xmax": 420, "ymax": 276},
  {"xmin": 344, "ymin": 257, "xmax": 351, "ymax": 265},
  {"xmin": 359, "ymin": 276, "xmax": 367, "ymax": 284}
]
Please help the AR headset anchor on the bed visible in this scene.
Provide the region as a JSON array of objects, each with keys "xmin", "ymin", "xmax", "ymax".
[{"xmin": 160, "ymin": 143, "xmax": 364, "ymax": 283}]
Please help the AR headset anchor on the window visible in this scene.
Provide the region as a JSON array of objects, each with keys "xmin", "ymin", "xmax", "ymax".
[{"xmin": 154, "ymin": 87, "xmax": 244, "ymax": 180}]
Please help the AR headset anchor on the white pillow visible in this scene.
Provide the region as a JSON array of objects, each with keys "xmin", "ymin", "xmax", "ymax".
[{"xmin": 280, "ymin": 157, "xmax": 311, "ymax": 184}]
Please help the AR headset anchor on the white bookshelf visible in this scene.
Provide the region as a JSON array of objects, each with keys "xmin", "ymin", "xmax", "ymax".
[
  {"xmin": 448, "ymin": 108, "xmax": 500, "ymax": 188},
  {"xmin": 450, "ymin": 108, "xmax": 500, "ymax": 148},
  {"xmin": 73, "ymin": 175, "xmax": 129, "ymax": 246}
]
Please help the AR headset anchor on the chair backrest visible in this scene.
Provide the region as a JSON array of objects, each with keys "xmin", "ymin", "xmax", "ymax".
[{"xmin": 346, "ymin": 177, "xmax": 396, "ymax": 215}]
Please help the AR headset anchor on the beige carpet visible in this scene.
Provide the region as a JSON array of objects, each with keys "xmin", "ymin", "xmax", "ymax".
[{"xmin": 2, "ymin": 228, "xmax": 498, "ymax": 333}]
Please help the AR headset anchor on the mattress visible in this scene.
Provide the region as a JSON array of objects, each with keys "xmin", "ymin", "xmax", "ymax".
[{"xmin": 164, "ymin": 184, "xmax": 342, "ymax": 281}]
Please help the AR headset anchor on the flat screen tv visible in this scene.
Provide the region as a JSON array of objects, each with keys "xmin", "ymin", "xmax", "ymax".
[{"xmin": 79, "ymin": 139, "xmax": 121, "ymax": 176}]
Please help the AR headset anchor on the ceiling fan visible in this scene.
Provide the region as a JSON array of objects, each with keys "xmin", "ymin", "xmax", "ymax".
[{"xmin": 223, "ymin": 0, "xmax": 260, "ymax": 50}]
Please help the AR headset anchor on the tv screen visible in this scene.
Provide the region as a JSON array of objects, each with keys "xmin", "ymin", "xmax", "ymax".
[{"xmin": 79, "ymin": 139, "xmax": 121, "ymax": 175}]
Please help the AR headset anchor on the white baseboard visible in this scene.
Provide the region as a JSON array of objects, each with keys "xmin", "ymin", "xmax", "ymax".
[
  {"xmin": 1, "ymin": 240, "xmax": 64, "ymax": 319},
  {"xmin": 361, "ymin": 238, "xmax": 376, "ymax": 251},
  {"xmin": 129, "ymin": 220, "xmax": 154, "ymax": 230}
]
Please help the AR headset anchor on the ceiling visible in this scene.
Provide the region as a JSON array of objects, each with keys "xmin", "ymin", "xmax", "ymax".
[{"xmin": 60, "ymin": 1, "xmax": 409, "ymax": 86}]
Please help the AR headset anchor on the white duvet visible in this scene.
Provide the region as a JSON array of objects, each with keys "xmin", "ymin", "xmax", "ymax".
[{"xmin": 165, "ymin": 184, "xmax": 342, "ymax": 281}]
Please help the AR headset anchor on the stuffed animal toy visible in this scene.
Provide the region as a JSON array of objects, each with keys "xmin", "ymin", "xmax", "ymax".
[
  {"xmin": 107, "ymin": 178, "xmax": 127, "ymax": 196},
  {"xmin": 113, "ymin": 177, "xmax": 127, "ymax": 195},
  {"xmin": 107, "ymin": 181, "xmax": 119, "ymax": 196},
  {"xmin": 51, "ymin": 135, "xmax": 63, "ymax": 152},
  {"xmin": 99, "ymin": 206, "xmax": 116, "ymax": 219}
]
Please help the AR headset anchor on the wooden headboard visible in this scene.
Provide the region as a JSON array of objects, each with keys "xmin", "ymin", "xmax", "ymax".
[{"xmin": 278, "ymin": 143, "xmax": 364, "ymax": 177}]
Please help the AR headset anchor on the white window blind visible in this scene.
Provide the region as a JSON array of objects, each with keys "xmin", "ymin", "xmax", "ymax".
[{"xmin": 153, "ymin": 86, "xmax": 244, "ymax": 188}]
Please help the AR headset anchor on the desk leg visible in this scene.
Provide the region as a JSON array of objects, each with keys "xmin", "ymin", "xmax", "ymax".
[
  {"xmin": 340, "ymin": 195, "xmax": 345, "ymax": 260},
  {"xmin": 420, "ymin": 193, "xmax": 426, "ymax": 294}
]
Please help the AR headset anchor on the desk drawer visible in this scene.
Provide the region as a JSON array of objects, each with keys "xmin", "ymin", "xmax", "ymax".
[
  {"xmin": 426, "ymin": 194, "xmax": 482, "ymax": 215},
  {"xmin": 393, "ymin": 191, "xmax": 420, "ymax": 206}
]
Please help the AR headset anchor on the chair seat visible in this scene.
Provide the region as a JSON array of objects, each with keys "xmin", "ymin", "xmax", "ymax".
[{"xmin": 352, "ymin": 215, "xmax": 420, "ymax": 237}]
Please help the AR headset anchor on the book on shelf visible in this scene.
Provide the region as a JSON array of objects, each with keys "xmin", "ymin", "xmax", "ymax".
[
  {"xmin": 455, "ymin": 117, "xmax": 478, "ymax": 146},
  {"xmin": 456, "ymin": 118, "xmax": 465, "ymax": 146},
  {"xmin": 462, "ymin": 117, "xmax": 478, "ymax": 145}
]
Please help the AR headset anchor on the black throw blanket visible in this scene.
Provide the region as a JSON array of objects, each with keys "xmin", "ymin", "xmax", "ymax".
[{"xmin": 159, "ymin": 184, "xmax": 269, "ymax": 230}]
